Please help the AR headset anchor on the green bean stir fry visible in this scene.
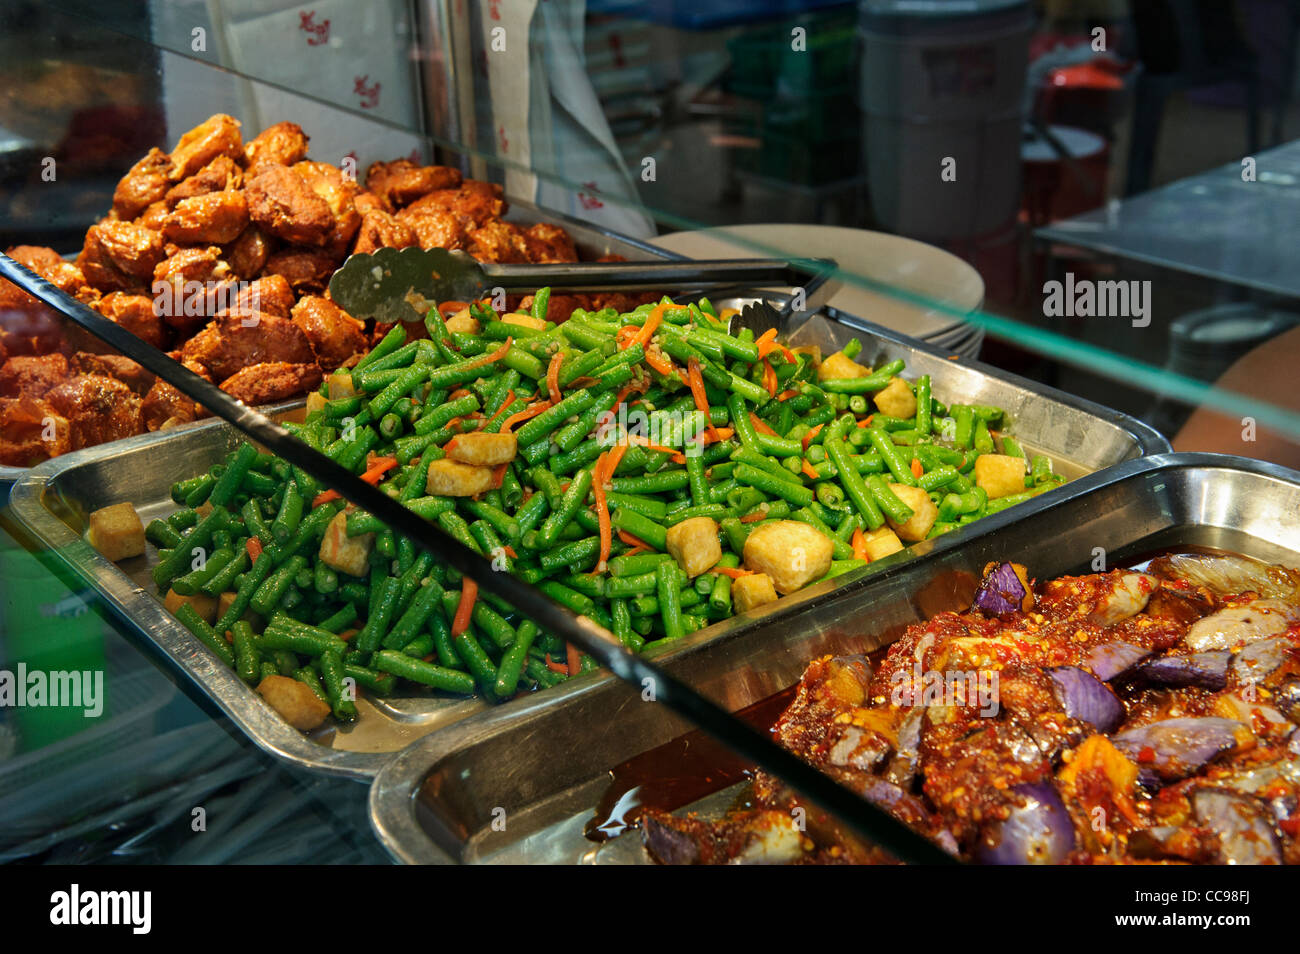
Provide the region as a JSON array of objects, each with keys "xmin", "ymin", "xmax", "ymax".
[{"xmin": 153, "ymin": 291, "xmax": 1064, "ymax": 727}]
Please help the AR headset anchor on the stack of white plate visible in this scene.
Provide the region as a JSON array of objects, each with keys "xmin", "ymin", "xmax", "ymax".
[{"xmin": 650, "ymin": 225, "xmax": 986, "ymax": 358}]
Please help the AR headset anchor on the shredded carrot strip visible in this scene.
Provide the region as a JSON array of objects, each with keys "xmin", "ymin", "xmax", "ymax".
[
  {"xmin": 801, "ymin": 459, "xmax": 819, "ymax": 480},
  {"xmin": 713, "ymin": 566, "xmax": 754, "ymax": 579},
  {"xmin": 503, "ymin": 545, "xmax": 518, "ymax": 558},
  {"xmin": 312, "ymin": 457, "xmax": 399, "ymax": 507},
  {"xmin": 852, "ymin": 527, "xmax": 868, "ymax": 561},
  {"xmin": 626, "ymin": 433, "xmax": 679, "ymax": 456},
  {"xmin": 546, "ymin": 351, "xmax": 563, "ymax": 404},
  {"xmin": 761, "ymin": 359, "xmax": 778, "ymax": 398},
  {"xmin": 629, "ymin": 303, "xmax": 667, "ymax": 350},
  {"xmin": 468, "ymin": 336, "xmax": 513, "ymax": 371},
  {"xmin": 483, "ymin": 390, "xmax": 515, "ymax": 426},
  {"xmin": 490, "ymin": 463, "xmax": 508, "ymax": 489},
  {"xmin": 593, "ymin": 450, "xmax": 612, "ymax": 571},
  {"xmin": 749, "ymin": 412, "xmax": 777, "ymax": 437},
  {"xmin": 802, "ymin": 422, "xmax": 825, "ymax": 451},
  {"xmin": 910, "ymin": 457, "xmax": 924, "ymax": 480},
  {"xmin": 603, "ymin": 441, "xmax": 629, "ymax": 480},
  {"xmin": 621, "ymin": 543, "xmax": 649, "ymax": 559},
  {"xmin": 545, "ymin": 653, "xmax": 569, "ymax": 675},
  {"xmin": 338, "ymin": 628, "xmax": 359, "ymax": 642},
  {"xmin": 644, "ymin": 347, "xmax": 675, "ymax": 377},
  {"xmin": 617, "ymin": 530, "xmax": 653, "ymax": 550},
  {"xmin": 776, "ymin": 389, "xmax": 799, "ymax": 402},
  {"xmin": 755, "ymin": 328, "xmax": 779, "ymax": 359},
  {"xmin": 501, "ymin": 400, "xmax": 552, "ymax": 434},
  {"xmin": 566, "ymin": 643, "xmax": 583, "ymax": 675},
  {"xmin": 448, "ymin": 388, "xmax": 471, "ymax": 400},
  {"xmin": 438, "ymin": 300, "xmax": 470, "ymax": 317},
  {"xmin": 246, "ymin": 537, "xmax": 263, "ymax": 561},
  {"xmin": 739, "ymin": 511, "xmax": 767, "ymax": 523},
  {"xmin": 684, "ymin": 358, "xmax": 720, "ymax": 443},
  {"xmin": 857, "ymin": 415, "xmax": 874, "ymax": 428},
  {"xmin": 451, "ymin": 576, "xmax": 477, "ymax": 636},
  {"xmin": 707, "ymin": 427, "xmax": 735, "ymax": 443}
]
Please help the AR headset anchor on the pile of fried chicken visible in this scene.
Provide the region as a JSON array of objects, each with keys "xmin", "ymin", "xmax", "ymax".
[
  {"xmin": 0, "ymin": 113, "xmax": 631, "ymax": 467},
  {"xmin": 641, "ymin": 554, "xmax": 1300, "ymax": 864}
]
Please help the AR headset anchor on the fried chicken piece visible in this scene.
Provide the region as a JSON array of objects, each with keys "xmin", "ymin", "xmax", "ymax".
[
  {"xmin": 364, "ymin": 159, "xmax": 461, "ymax": 209},
  {"xmin": 519, "ymin": 223, "xmax": 579, "ymax": 264},
  {"xmin": 181, "ymin": 311, "xmax": 315, "ymax": 381},
  {"xmin": 137, "ymin": 200, "xmax": 170, "ymax": 231},
  {"xmin": 292, "ymin": 160, "xmax": 360, "ymax": 254},
  {"xmin": 0, "ymin": 354, "xmax": 69, "ymax": 398},
  {"xmin": 151, "ymin": 246, "xmax": 235, "ymax": 333},
  {"xmin": 352, "ymin": 210, "xmax": 417, "ymax": 254},
  {"xmin": 168, "ymin": 114, "xmax": 243, "ymax": 181},
  {"xmin": 245, "ymin": 164, "xmax": 334, "ymax": 246},
  {"xmin": 353, "ymin": 191, "xmax": 389, "ymax": 216},
  {"xmin": 220, "ymin": 361, "xmax": 321, "ymax": 405},
  {"xmin": 402, "ymin": 180, "xmax": 505, "ymax": 230},
  {"xmin": 261, "ymin": 247, "xmax": 336, "ymax": 292},
  {"xmin": 161, "ymin": 190, "xmax": 249, "ymax": 245},
  {"xmin": 77, "ymin": 220, "xmax": 165, "ymax": 292},
  {"xmin": 44, "ymin": 374, "xmax": 143, "ymax": 449},
  {"xmin": 112, "ymin": 148, "xmax": 171, "ymax": 219},
  {"xmin": 69, "ymin": 352, "xmax": 153, "ymax": 394},
  {"xmin": 95, "ymin": 291, "xmax": 168, "ymax": 349},
  {"xmin": 142, "ymin": 358, "xmax": 209, "ymax": 430},
  {"xmin": 290, "ymin": 296, "xmax": 366, "ymax": 371},
  {"xmin": 221, "ymin": 274, "xmax": 294, "ymax": 321},
  {"xmin": 0, "ymin": 396, "xmax": 70, "ymax": 465},
  {"xmin": 466, "ymin": 219, "xmax": 528, "ymax": 264},
  {"xmin": 164, "ymin": 154, "xmax": 243, "ymax": 207},
  {"xmin": 226, "ymin": 226, "xmax": 276, "ymax": 278},
  {"xmin": 5, "ymin": 246, "xmax": 63, "ymax": 272},
  {"xmin": 395, "ymin": 205, "xmax": 465, "ymax": 250},
  {"xmin": 245, "ymin": 121, "xmax": 309, "ymax": 171}
]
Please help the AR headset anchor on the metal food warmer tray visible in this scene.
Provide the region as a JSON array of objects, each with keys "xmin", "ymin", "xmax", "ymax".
[
  {"xmin": 367, "ymin": 453, "xmax": 1300, "ymax": 863},
  {"xmin": 8, "ymin": 298, "xmax": 1168, "ymax": 780}
]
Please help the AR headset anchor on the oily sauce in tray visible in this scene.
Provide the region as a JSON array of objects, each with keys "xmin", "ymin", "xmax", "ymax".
[{"xmin": 583, "ymin": 547, "xmax": 1251, "ymax": 846}]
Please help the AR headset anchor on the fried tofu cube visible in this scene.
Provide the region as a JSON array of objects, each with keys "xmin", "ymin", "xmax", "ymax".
[
  {"xmin": 257, "ymin": 674, "xmax": 331, "ymax": 731},
  {"xmin": 164, "ymin": 588, "xmax": 217, "ymax": 624},
  {"xmin": 884, "ymin": 483, "xmax": 938, "ymax": 542},
  {"xmin": 446, "ymin": 432, "xmax": 517, "ymax": 467},
  {"xmin": 973, "ymin": 453, "xmax": 1028, "ymax": 500},
  {"xmin": 873, "ymin": 377, "xmax": 917, "ymax": 419},
  {"xmin": 665, "ymin": 516, "xmax": 722, "ymax": 578},
  {"xmin": 444, "ymin": 308, "xmax": 480, "ymax": 334},
  {"xmin": 86, "ymin": 502, "xmax": 146, "ymax": 562},
  {"xmin": 425, "ymin": 458, "xmax": 494, "ymax": 497},
  {"xmin": 504, "ymin": 312, "xmax": 547, "ymax": 331},
  {"xmin": 305, "ymin": 391, "xmax": 327, "ymax": 414},
  {"xmin": 328, "ymin": 372, "xmax": 356, "ymax": 399},
  {"xmin": 862, "ymin": 526, "xmax": 905, "ymax": 562},
  {"xmin": 817, "ymin": 350, "xmax": 870, "ymax": 381},
  {"xmin": 732, "ymin": 572, "xmax": 778, "ymax": 613},
  {"xmin": 319, "ymin": 510, "xmax": 373, "ymax": 578},
  {"xmin": 743, "ymin": 520, "xmax": 833, "ymax": 594}
]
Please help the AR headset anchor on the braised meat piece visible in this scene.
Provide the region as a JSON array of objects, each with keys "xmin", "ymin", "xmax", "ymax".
[
  {"xmin": 0, "ymin": 397, "xmax": 70, "ymax": 465},
  {"xmin": 245, "ymin": 164, "xmax": 334, "ymax": 246},
  {"xmin": 225, "ymin": 226, "xmax": 276, "ymax": 278},
  {"xmin": 290, "ymin": 296, "xmax": 366, "ymax": 371},
  {"xmin": 466, "ymin": 220, "xmax": 528, "ymax": 264},
  {"xmin": 244, "ymin": 121, "xmax": 309, "ymax": 171},
  {"xmin": 352, "ymin": 210, "xmax": 417, "ymax": 254},
  {"xmin": 221, "ymin": 274, "xmax": 294, "ymax": 321},
  {"xmin": 401, "ymin": 181, "xmax": 505, "ymax": 230},
  {"xmin": 0, "ymin": 354, "xmax": 68, "ymax": 398},
  {"xmin": 181, "ymin": 311, "xmax": 314, "ymax": 381},
  {"xmin": 164, "ymin": 154, "xmax": 243, "ymax": 207},
  {"xmin": 161, "ymin": 190, "xmax": 249, "ymax": 245},
  {"xmin": 395, "ymin": 204, "xmax": 465, "ymax": 251},
  {"xmin": 77, "ymin": 220, "xmax": 165, "ymax": 292},
  {"xmin": 519, "ymin": 222, "xmax": 578, "ymax": 264},
  {"xmin": 69, "ymin": 352, "xmax": 153, "ymax": 394},
  {"xmin": 44, "ymin": 374, "xmax": 143, "ymax": 449},
  {"xmin": 151, "ymin": 246, "xmax": 235, "ymax": 333},
  {"xmin": 220, "ymin": 361, "xmax": 321, "ymax": 405},
  {"xmin": 353, "ymin": 191, "xmax": 389, "ymax": 216},
  {"xmin": 260, "ymin": 247, "xmax": 335, "ymax": 292},
  {"xmin": 112, "ymin": 147, "xmax": 171, "ymax": 219},
  {"xmin": 168, "ymin": 114, "xmax": 243, "ymax": 181},
  {"xmin": 364, "ymin": 159, "xmax": 461, "ymax": 209},
  {"xmin": 141, "ymin": 358, "xmax": 209, "ymax": 431},
  {"xmin": 95, "ymin": 291, "xmax": 168, "ymax": 349}
]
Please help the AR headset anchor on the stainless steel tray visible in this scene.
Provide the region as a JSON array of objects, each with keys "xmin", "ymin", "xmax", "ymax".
[
  {"xmin": 8, "ymin": 301, "xmax": 1168, "ymax": 780},
  {"xmin": 367, "ymin": 453, "xmax": 1300, "ymax": 863},
  {"xmin": 0, "ymin": 201, "xmax": 681, "ymax": 488}
]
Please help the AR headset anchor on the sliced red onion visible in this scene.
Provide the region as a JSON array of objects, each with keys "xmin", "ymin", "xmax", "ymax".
[
  {"xmin": 972, "ymin": 781, "xmax": 1075, "ymax": 865},
  {"xmin": 1132, "ymin": 650, "xmax": 1231, "ymax": 690},
  {"xmin": 1085, "ymin": 641, "xmax": 1153, "ymax": 681},
  {"xmin": 1231, "ymin": 637, "xmax": 1294, "ymax": 685},
  {"xmin": 1048, "ymin": 666, "xmax": 1125, "ymax": 733},
  {"xmin": 1111, "ymin": 717, "xmax": 1244, "ymax": 783},
  {"xmin": 1192, "ymin": 789, "xmax": 1283, "ymax": 865},
  {"xmin": 972, "ymin": 562, "xmax": 1031, "ymax": 617}
]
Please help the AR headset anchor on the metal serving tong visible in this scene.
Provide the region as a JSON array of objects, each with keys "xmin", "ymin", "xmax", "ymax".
[
  {"xmin": 328, "ymin": 245, "xmax": 836, "ymax": 324},
  {"xmin": 0, "ymin": 251, "xmax": 954, "ymax": 866}
]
